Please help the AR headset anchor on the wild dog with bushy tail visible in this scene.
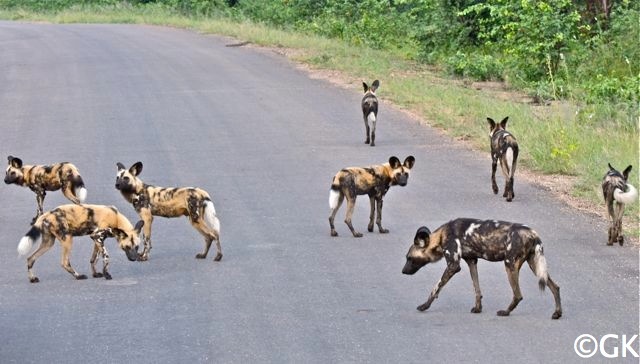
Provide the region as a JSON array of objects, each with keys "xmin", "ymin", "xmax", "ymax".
[
  {"xmin": 17, "ymin": 204, "xmax": 143, "ymax": 283},
  {"xmin": 329, "ymin": 156, "xmax": 415, "ymax": 237},
  {"xmin": 488, "ymin": 117, "xmax": 518, "ymax": 201},
  {"xmin": 5, "ymin": 155, "xmax": 87, "ymax": 222},
  {"xmin": 602, "ymin": 163, "xmax": 637, "ymax": 246},
  {"xmin": 403, "ymin": 218, "xmax": 562, "ymax": 319},
  {"xmin": 362, "ymin": 80, "xmax": 380, "ymax": 146},
  {"xmin": 115, "ymin": 162, "xmax": 222, "ymax": 262}
]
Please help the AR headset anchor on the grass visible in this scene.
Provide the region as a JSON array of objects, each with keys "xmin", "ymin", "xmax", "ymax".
[{"xmin": 1, "ymin": 4, "xmax": 638, "ymax": 240}]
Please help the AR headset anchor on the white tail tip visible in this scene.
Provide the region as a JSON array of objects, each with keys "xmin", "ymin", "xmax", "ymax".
[
  {"xmin": 614, "ymin": 184, "xmax": 638, "ymax": 205},
  {"xmin": 17, "ymin": 236, "xmax": 34, "ymax": 256},
  {"xmin": 204, "ymin": 200, "xmax": 220, "ymax": 233},
  {"xmin": 367, "ymin": 112, "xmax": 376, "ymax": 124},
  {"xmin": 329, "ymin": 189, "xmax": 340, "ymax": 209},
  {"xmin": 76, "ymin": 187, "xmax": 87, "ymax": 203}
]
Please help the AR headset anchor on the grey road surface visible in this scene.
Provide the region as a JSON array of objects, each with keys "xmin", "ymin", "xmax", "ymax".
[{"xmin": 0, "ymin": 22, "xmax": 638, "ymax": 363}]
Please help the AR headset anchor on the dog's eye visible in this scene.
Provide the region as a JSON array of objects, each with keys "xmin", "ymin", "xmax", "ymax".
[
  {"xmin": 124, "ymin": 177, "xmax": 130, "ymax": 182},
  {"xmin": 11, "ymin": 172, "xmax": 15, "ymax": 176}
]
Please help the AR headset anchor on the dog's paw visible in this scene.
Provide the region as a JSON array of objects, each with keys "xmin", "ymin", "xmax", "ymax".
[
  {"xmin": 29, "ymin": 277, "xmax": 40, "ymax": 283},
  {"xmin": 492, "ymin": 186, "xmax": 499, "ymax": 194},
  {"xmin": 353, "ymin": 232, "xmax": 363, "ymax": 238},
  {"xmin": 213, "ymin": 253, "xmax": 223, "ymax": 262},
  {"xmin": 104, "ymin": 272, "xmax": 112, "ymax": 280},
  {"xmin": 496, "ymin": 310, "xmax": 510, "ymax": 316},
  {"xmin": 93, "ymin": 272, "xmax": 104, "ymax": 278},
  {"xmin": 330, "ymin": 231, "xmax": 338, "ymax": 237},
  {"xmin": 137, "ymin": 255, "xmax": 149, "ymax": 262},
  {"xmin": 470, "ymin": 306, "xmax": 482, "ymax": 314},
  {"xmin": 367, "ymin": 225, "xmax": 374, "ymax": 233},
  {"xmin": 551, "ymin": 311, "xmax": 562, "ymax": 320},
  {"xmin": 417, "ymin": 304, "xmax": 430, "ymax": 312},
  {"xmin": 379, "ymin": 228, "xmax": 389, "ymax": 234},
  {"xmin": 76, "ymin": 274, "xmax": 88, "ymax": 280},
  {"xmin": 195, "ymin": 253, "xmax": 207, "ymax": 259}
]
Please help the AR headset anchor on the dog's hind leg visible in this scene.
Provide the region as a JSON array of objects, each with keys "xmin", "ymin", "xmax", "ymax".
[
  {"xmin": 497, "ymin": 262, "xmax": 524, "ymax": 316},
  {"xmin": 417, "ymin": 262, "xmax": 461, "ymax": 312},
  {"xmin": 59, "ymin": 236, "xmax": 87, "ymax": 280},
  {"xmin": 329, "ymin": 191, "xmax": 344, "ymax": 236},
  {"xmin": 466, "ymin": 258, "xmax": 483, "ymax": 313},
  {"xmin": 26, "ymin": 232, "xmax": 56, "ymax": 283},
  {"xmin": 491, "ymin": 158, "xmax": 499, "ymax": 195},
  {"xmin": 344, "ymin": 196, "xmax": 363, "ymax": 238},
  {"xmin": 545, "ymin": 276, "xmax": 562, "ymax": 319},
  {"xmin": 363, "ymin": 115, "xmax": 371, "ymax": 144}
]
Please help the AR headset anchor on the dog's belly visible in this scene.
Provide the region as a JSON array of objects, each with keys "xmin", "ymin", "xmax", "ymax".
[{"xmin": 151, "ymin": 205, "xmax": 186, "ymax": 218}]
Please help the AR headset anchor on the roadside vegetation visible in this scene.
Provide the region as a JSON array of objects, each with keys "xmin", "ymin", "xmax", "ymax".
[{"xmin": 1, "ymin": 0, "xmax": 638, "ymax": 238}]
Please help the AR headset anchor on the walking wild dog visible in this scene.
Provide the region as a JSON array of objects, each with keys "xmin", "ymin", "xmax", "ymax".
[
  {"xmin": 5, "ymin": 156, "xmax": 87, "ymax": 222},
  {"xmin": 402, "ymin": 218, "xmax": 562, "ymax": 319},
  {"xmin": 602, "ymin": 163, "xmax": 637, "ymax": 246},
  {"xmin": 362, "ymin": 80, "xmax": 380, "ymax": 146},
  {"xmin": 329, "ymin": 156, "xmax": 415, "ymax": 237},
  {"xmin": 115, "ymin": 162, "xmax": 222, "ymax": 262},
  {"xmin": 488, "ymin": 117, "xmax": 519, "ymax": 201},
  {"xmin": 17, "ymin": 204, "xmax": 144, "ymax": 283}
]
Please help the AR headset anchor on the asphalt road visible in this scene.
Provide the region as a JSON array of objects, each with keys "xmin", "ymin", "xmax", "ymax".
[{"xmin": 0, "ymin": 22, "xmax": 638, "ymax": 363}]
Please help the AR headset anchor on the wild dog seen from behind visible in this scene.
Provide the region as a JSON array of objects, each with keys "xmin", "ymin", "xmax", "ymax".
[
  {"xmin": 402, "ymin": 218, "xmax": 562, "ymax": 319},
  {"xmin": 362, "ymin": 80, "xmax": 380, "ymax": 146},
  {"xmin": 17, "ymin": 204, "xmax": 143, "ymax": 283},
  {"xmin": 488, "ymin": 117, "xmax": 518, "ymax": 201},
  {"xmin": 329, "ymin": 156, "xmax": 415, "ymax": 237},
  {"xmin": 5, "ymin": 156, "xmax": 87, "ymax": 222},
  {"xmin": 115, "ymin": 162, "xmax": 222, "ymax": 262},
  {"xmin": 602, "ymin": 163, "xmax": 637, "ymax": 246}
]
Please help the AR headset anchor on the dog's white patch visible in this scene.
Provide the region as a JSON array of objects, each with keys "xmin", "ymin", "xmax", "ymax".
[
  {"xmin": 465, "ymin": 223, "xmax": 481, "ymax": 237},
  {"xmin": 493, "ymin": 220, "xmax": 500, "ymax": 227},
  {"xmin": 453, "ymin": 239, "xmax": 462, "ymax": 262},
  {"xmin": 76, "ymin": 187, "xmax": 87, "ymax": 203},
  {"xmin": 534, "ymin": 244, "xmax": 548, "ymax": 284},
  {"xmin": 329, "ymin": 189, "xmax": 341, "ymax": 209},
  {"xmin": 17, "ymin": 236, "xmax": 34, "ymax": 256},
  {"xmin": 204, "ymin": 200, "xmax": 220, "ymax": 233},
  {"xmin": 614, "ymin": 183, "xmax": 638, "ymax": 205},
  {"xmin": 418, "ymin": 238, "xmax": 426, "ymax": 248},
  {"xmin": 505, "ymin": 147, "xmax": 514, "ymax": 176},
  {"xmin": 367, "ymin": 112, "xmax": 376, "ymax": 124},
  {"xmin": 506, "ymin": 243, "xmax": 512, "ymax": 251}
]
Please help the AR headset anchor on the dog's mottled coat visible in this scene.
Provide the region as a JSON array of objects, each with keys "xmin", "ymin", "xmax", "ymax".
[
  {"xmin": 361, "ymin": 80, "xmax": 379, "ymax": 146},
  {"xmin": 488, "ymin": 117, "xmax": 518, "ymax": 201},
  {"xmin": 329, "ymin": 156, "xmax": 415, "ymax": 237},
  {"xmin": 4, "ymin": 155, "xmax": 87, "ymax": 222},
  {"xmin": 17, "ymin": 204, "xmax": 143, "ymax": 283},
  {"xmin": 115, "ymin": 162, "xmax": 221, "ymax": 261},
  {"xmin": 402, "ymin": 218, "xmax": 562, "ymax": 319},
  {"xmin": 602, "ymin": 163, "xmax": 637, "ymax": 246}
]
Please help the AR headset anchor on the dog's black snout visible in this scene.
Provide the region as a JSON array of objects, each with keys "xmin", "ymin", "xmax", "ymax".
[{"xmin": 124, "ymin": 247, "xmax": 139, "ymax": 262}]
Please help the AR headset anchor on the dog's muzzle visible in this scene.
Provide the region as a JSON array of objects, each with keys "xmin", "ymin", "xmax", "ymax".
[
  {"xmin": 402, "ymin": 260, "xmax": 421, "ymax": 275},
  {"xmin": 124, "ymin": 247, "xmax": 139, "ymax": 262}
]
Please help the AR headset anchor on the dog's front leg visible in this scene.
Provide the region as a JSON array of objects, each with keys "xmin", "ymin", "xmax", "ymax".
[
  {"xmin": 375, "ymin": 198, "xmax": 388, "ymax": 233},
  {"xmin": 90, "ymin": 229, "xmax": 113, "ymax": 279},
  {"xmin": 138, "ymin": 209, "xmax": 153, "ymax": 261},
  {"xmin": 32, "ymin": 189, "xmax": 46, "ymax": 224},
  {"xmin": 367, "ymin": 196, "xmax": 375, "ymax": 232},
  {"xmin": 497, "ymin": 263, "xmax": 523, "ymax": 316},
  {"xmin": 363, "ymin": 115, "xmax": 371, "ymax": 144},
  {"xmin": 418, "ymin": 263, "xmax": 461, "ymax": 311}
]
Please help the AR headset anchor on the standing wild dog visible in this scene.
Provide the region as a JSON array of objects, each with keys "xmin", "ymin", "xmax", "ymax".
[
  {"xmin": 17, "ymin": 204, "xmax": 144, "ymax": 283},
  {"xmin": 329, "ymin": 156, "xmax": 415, "ymax": 237},
  {"xmin": 115, "ymin": 162, "xmax": 222, "ymax": 262},
  {"xmin": 362, "ymin": 80, "xmax": 380, "ymax": 146},
  {"xmin": 4, "ymin": 156, "xmax": 87, "ymax": 222},
  {"xmin": 402, "ymin": 218, "xmax": 562, "ymax": 319},
  {"xmin": 488, "ymin": 117, "xmax": 519, "ymax": 202},
  {"xmin": 602, "ymin": 163, "xmax": 637, "ymax": 246}
]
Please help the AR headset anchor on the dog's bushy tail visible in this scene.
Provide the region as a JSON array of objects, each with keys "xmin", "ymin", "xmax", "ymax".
[
  {"xmin": 18, "ymin": 225, "xmax": 41, "ymax": 257},
  {"xmin": 614, "ymin": 183, "xmax": 638, "ymax": 205},
  {"xmin": 329, "ymin": 185, "xmax": 341, "ymax": 210},
  {"xmin": 73, "ymin": 173, "xmax": 87, "ymax": 203},
  {"xmin": 533, "ymin": 242, "xmax": 549, "ymax": 292},
  {"xmin": 367, "ymin": 111, "xmax": 376, "ymax": 125},
  {"xmin": 204, "ymin": 199, "xmax": 220, "ymax": 234}
]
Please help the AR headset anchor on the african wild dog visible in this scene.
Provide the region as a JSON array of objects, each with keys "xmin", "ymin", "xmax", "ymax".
[
  {"xmin": 329, "ymin": 156, "xmax": 415, "ymax": 237},
  {"xmin": 402, "ymin": 218, "xmax": 562, "ymax": 319},
  {"xmin": 115, "ymin": 162, "xmax": 221, "ymax": 262},
  {"xmin": 5, "ymin": 156, "xmax": 87, "ymax": 222},
  {"xmin": 17, "ymin": 204, "xmax": 144, "ymax": 283},
  {"xmin": 488, "ymin": 117, "xmax": 518, "ymax": 202},
  {"xmin": 362, "ymin": 80, "xmax": 380, "ymax": 146},
  {"xmin": 602, "ymin": 163, "xmax": 637, "ymax": 246}
]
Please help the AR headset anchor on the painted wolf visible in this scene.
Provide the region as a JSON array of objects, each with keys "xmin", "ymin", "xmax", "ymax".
[
  {"xmin": 602, "ymin": 163, "xmax": 637, "ymax": 246},
  {"xmin": 362, "ymin": 80, "xmax": 380, "ymax": 146},
  {"xmin": 5, "ymin": 155, "xmax": 87, "ymax": 222},
  {"xmin": 17, "ymin": 204, "xmax": 143, "ymax": 283},
  {"xmin": 115, "ymin": 162, "xmax": 221, "ymax": 262},
  {"xmin": 403, "ymin": 218, "xmax": 562, "ymax": 319},
  {"xmin": 488, "ymin": 117, "xmax": 518, "ymax": 201},
  {"xmin": 329, "ymin": 156, "xmax": 415, "ymax": 237}
]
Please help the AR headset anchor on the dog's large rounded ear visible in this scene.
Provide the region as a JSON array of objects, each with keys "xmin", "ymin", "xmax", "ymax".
[
  {"xmin": 389, "ymin": 156, "xmax": 401, "ymax": 169},
  {"xmin": 116, "ymin": 162, "xmax": 126, "ymax": 171},
  {"xmin": 371, "ymin": 80, "xmax": 380, "ymax": 92},
  {"xmin": 607, "ymin": 162, "xmax": 616, "ymax": 171},
  {"xmin": 487, "ymin": 117, "xmax": 496, "ymax": 129},
  {"xmin": 500, "ymin": 116, "xmax": 509, "ymax": 128},
  {"xmin": 623, "ymin": 165, "xmax": 633, "ymax": 180},
  {"xmin": 362, "ymin": 82, "xmax": 369, "ymax": 93},
  {"xmin": 8, "ymin": 156, "xmax": 22, "ymax": 168},
  {"xmin": 129, "ymin": 162, "xmax": 143, "ymax": 176},
  {"xmin": 414, "ymin": 226, "xmax": 431, "ymax": 248},
  {"xmin": 403, "ymin": 156, "xmax": 415, "ymax": 169},
  {"xmin": 134, "ymin": 220, "xmax": 145, "ymax": 234}
]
